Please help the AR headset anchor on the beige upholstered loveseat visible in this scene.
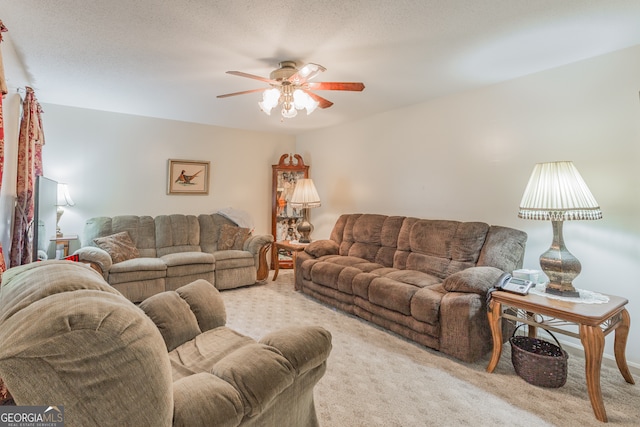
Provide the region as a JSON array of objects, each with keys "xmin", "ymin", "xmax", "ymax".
[
  {"xmin": 0, "ymin": 261, "xmax": 332, "ymax": 426},
  {"xmin": 296, "ymin": 213, "xmax": 527, "ymax": 362},
  {"xmin": 74, "ymin": 213, "xmax": 273, "ymax": 302}
]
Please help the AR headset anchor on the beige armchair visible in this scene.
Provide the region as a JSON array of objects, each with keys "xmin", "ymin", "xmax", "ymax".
[{"xmin": 0, "ymin": 261, "xmax": 331, "ymax": 427}]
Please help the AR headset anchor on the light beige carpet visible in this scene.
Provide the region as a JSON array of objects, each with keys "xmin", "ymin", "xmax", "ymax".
[{"xmin": 221, "ymin": 270, "xmax": 639, "ymax": 427}]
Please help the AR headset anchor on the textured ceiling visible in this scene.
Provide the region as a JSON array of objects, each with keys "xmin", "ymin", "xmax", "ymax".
[{"xmin": 2, "ymin": 0, "xmax": 640, "ymax": 135}]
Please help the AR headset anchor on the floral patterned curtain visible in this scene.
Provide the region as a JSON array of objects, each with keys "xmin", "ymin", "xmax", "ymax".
[
  {"xmin": 9, "ymin": 87, "xmax": 44, "ymax": 267},
  {"xmin": 0, "ymin": 96, "xmax": 6, "ymax": 278},
  {"xmin": 0, "ymin": 20, "xmax": 8, "ymax": 278}
]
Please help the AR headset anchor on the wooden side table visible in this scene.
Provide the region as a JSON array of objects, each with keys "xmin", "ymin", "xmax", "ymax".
[
  {"xmin": 487, "ymin": 290, "xmax": 634, "ymax": 423},
  {"xmin": 272, "ymin": 240, "xmax": 307, "ymax": 281},
  {"xmin": 50, "ymin": 235, "xmax": 79, "ymax": 259}
]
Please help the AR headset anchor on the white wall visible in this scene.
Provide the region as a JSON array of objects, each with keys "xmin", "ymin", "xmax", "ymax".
[
  {"xmin": 297, "ymin": 45, "xmax": 640, "ymax": 368},
  {"xmin": 40, "ymin": 105, "xmax": 295, "ymax": 250}
]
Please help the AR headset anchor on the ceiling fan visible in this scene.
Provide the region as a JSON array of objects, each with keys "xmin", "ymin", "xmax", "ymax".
[{"xmin": 217, "ymin": 61, "xmax": 365, "ymax": 119}]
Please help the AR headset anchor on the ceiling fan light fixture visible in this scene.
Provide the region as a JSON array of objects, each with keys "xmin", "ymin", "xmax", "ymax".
[
  {"xmin": 293, "ymin": 89, "xmax": 307, "ymax": 109},
  {"xmin": 281, "ymin": 104, "xmax": 297, "ymax": 118},
  {"xmin": 259, "ymin": 88, "xmax": 281, "ymax": 115},
  {"xmin": 258, "ymin": 101, "xmax": 272, "ymax": 115},
  {"xmin": 305, "ymin": 99, "xmax": 319, "ymax": 115},
  {"xmin": 293, "ymin": 89, "xmax": 319, "ymax": 115},
  {"xmin": 219, "ymin": 61, "xmax": 364, "ymax": 120}
]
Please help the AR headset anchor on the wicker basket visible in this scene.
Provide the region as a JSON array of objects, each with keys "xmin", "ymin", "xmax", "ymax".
[{"xmin": 510, "ymin": 324, "xmax": 568, "ymax": 388}]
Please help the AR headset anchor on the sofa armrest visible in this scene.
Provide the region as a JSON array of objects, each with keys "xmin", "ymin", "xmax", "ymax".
[
  {"xmin": 211, "ymin": 343, "xmax": 296, "ymax": 417},
  {"xmin": 244, "ymin": 233, "xmax": 273, "ymax": 254},
  {"xmin": 259, "ymin": 326, "xmax": 332, "ymax": 376},
  {"xmin": 303, "ymin": 239, "xmax": 339, "ymax": 258},
  {"xmin": 73, "ymin": 246, "xmax": 113, "ymax": 279},
  {"xmin": 173, "ymin": 373, "xmax": 244, "ymax": 427},
  {"xmin": 244, "ymin": 234, "xmax": 274, "ymax": 281},
  {"xmin": 442, "ymin": 266, "xmax": 504, "ymax": 295}
]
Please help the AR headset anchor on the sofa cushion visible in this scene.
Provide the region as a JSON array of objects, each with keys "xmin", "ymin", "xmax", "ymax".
[
  {"xmin": 368, "ymin": 277, "xmax": 420, "ymax": 316},
  {"xmin": 322, "ymin": 256, "xmax": 382, "ymax": 270},
  {"xmin": 406, "ymin": 252, "xmax": 451, "ymax": 279},
  {"xmin": 217, "ymin": 224, "xmax": 250, "ymax": 250},
  {"xmin": 450, "ymin": 222, "xmax": 490, "ymax": 262},
  {"xmin": 410, "ymin": 286, "xmax": 444, "ymax": 324},
  {"xmin": 161, "ymin": 251, "xmax": 214, "ymax": 267},
  {"xmin": 477, "ymin": 225, "xmax": 528, "ymax": 272},
  {"xmin": 347, "ymin": 242, "xmax": 380, "ymax": 263},
  {"xmin": 384, "ymin": 270, "xmax": 440, "ymax": 287},
  {"xmin": 170, "ymin": 327, "xmax": 255, "ymax": 380},
  {"xmin": 352, "ymin": 214, "xmax": 386, "ymax": 245},
  {"xmin": 160, "ymin": 252, "xmax": 216, "ymax": 278},
  {"xmin": 175, "ymin": 280, "xmax": 226, "ymax": 332},
  {"xmin": 155, "ymin": 215, "xmax": 201, "ymax": 257},
  {"xmin": 409, "ymin": 220, "xmax": 458, "ymax": 257},
  {"xmin": 108, "ymin": 257, "xmax": 167, "ymax": 284},
  {"xmin": 305, "ymin": 240, "xmax": 339, "ymax": 258},
  {"xmin": 140, "ymin": 291, "xmax": 202, "ymax": 352},
  {"xmin": 396, "ymin": 217, "xmax": 419, "ymax": 252},
  {"xmin": 310, "ymin": 262, "xmax": 345, "ymax": 290},
  {"xmin": 213, "ymin": 250, "xmax": 255, "ymax": 270},
  {"xmin": 94, "ymin": 231, "xmax": 139, "ymax": 264},
  {"xmin": 379, "ymin": 216, "xmax": 405, "ymax": 247},
  {"xmin": 442, "ymin": 266, "xmax": 503, "ymax": 294}
]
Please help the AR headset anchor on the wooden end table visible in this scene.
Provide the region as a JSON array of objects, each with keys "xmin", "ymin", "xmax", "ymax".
[
  {"xmin": 272, "ymin": 240, "xmax": 307, "ymax": 282},
  {"xmin": 487, "ymin": 290, "xmax": 634, "ymax": 422},
  {"xmin": 50, "ymin": 234, "xmax": 79, "ymax": 258}
]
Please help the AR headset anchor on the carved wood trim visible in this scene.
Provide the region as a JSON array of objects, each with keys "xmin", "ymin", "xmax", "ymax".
[{"xmin": 256, "ymin": 242, "xmax": 272, "ymax": 281}]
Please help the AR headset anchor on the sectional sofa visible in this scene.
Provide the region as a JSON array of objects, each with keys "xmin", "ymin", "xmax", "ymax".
[
  {"xmin": 295, "ymin": 213, "xmax": 527, "ymax": 362},
  {"xmin": 75, "ymin": 213, "xmax": 273, "ymax": 302}
]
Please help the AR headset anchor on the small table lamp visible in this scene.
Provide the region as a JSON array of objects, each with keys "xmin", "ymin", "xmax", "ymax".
[
  {"xmin": 56, "ymin": 183, "xmax": 75, "ymax": 237},
  {"xmin": 518, "ymin": 161, "xmax": 602, "ymax": 297},
  {"xmin": 289, "ymin": 178, "xmax": 321, "ymax": 243}
]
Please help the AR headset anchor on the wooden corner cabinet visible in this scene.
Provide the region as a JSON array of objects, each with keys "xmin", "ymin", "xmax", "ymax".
[{"xmin": 271, "ymin": 153, "xmax": 309, "ymax": 270}]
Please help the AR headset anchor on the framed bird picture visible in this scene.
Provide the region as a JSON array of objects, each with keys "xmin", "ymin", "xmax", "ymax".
[{"xmin": 167, "ymin": 159, "xmax": 210, "ymax": 195}]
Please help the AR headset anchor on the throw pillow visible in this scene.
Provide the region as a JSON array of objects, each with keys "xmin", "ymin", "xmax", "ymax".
[
  {"xmin": 442, "ymin": 266, "xmax": 503, "ymax": 294},
  {"xmin": 217, "ymin": 224, "xmax": 250, "ymax": 251},
  {"xmin": 93, "ymin": 231, "xmax": 140, "ymax": 264}
]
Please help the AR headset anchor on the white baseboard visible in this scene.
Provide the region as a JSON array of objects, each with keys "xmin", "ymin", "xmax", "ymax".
[{"xmin": 561, "ymin": 341, "xmax": 640, "ymax": 377}]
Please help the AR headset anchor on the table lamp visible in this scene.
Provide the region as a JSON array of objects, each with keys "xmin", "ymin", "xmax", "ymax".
[
  {"xmin": 518, "ymin": 161, "xmax": 601, "ymax": 297},
  {"xmin": 289, "ymin": 178, "xmax": 321, "ymax": 243},
  {"xmin": 56, "ymin": 183, "xmax": 75, "ymax": 237}
]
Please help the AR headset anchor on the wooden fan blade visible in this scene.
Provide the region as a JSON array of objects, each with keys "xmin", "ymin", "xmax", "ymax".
[
  {"xmin": 307, "ymin": 82, "xmax": 365, "ymax": 91},
  {"xmin": 217, "ymin": 88, "xmax": 265, "ymax": 98},
  {"xmin": 305, "ymin": 91, "xmax": 333, "ymax": 109},
  {"xmin": 226, "ymin": 71, "xmax": 280, "ymax": 85}
]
